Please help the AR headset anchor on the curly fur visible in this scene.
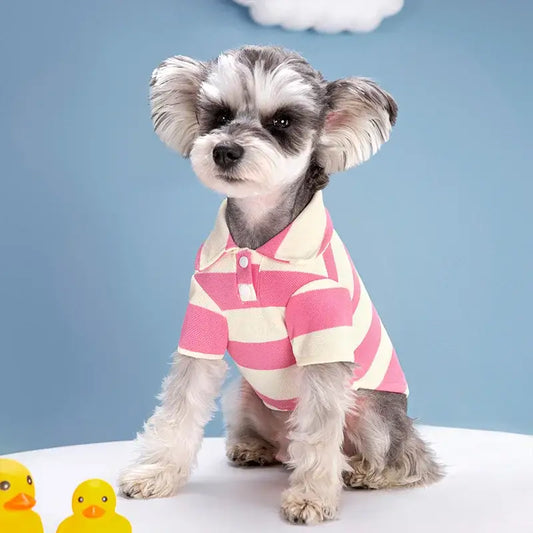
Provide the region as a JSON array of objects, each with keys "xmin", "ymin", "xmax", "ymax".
[{"xmin": 121, "ymin": 45, "xmax": 442, "ymax": 525}]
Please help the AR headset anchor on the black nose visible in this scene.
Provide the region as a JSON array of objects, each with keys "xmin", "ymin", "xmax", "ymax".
[{"xmin": 212, "ymin": 142, "xmax": 244, "ymax": 169}]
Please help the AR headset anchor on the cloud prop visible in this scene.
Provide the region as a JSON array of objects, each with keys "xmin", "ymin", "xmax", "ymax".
[{"xmin": 233, "ymin": 0, "xmax": 404, "ymax": 33}]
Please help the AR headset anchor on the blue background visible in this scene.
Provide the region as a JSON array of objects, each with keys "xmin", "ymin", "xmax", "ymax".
[{"xmin": 1, "ymin": 0, "xmax": 531, "ymax": 454}]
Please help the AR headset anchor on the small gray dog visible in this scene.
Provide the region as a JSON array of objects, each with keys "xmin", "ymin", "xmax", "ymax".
[{"xmin": 119, "ymin": 45, "xmax": 442, "ymax": 525}]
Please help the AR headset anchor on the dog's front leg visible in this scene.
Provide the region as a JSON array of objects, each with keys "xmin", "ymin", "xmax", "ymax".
[
  {"xmin": 281, "ymin": 362, "xmax": 353, "ymax": 525},
  {"xmin": 119, "ymin": 352, "xmax": 227, "ymax": 499}
]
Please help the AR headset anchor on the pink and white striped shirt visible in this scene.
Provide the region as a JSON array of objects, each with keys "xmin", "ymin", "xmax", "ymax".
[{"xmin": 178, "ymin": 191, "xmax": 407, "ymax": 411}]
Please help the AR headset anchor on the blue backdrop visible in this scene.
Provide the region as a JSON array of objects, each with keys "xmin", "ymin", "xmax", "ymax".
[{"xmin": 1, "ymin": 0, "xmax": 531, "ymax": 454}]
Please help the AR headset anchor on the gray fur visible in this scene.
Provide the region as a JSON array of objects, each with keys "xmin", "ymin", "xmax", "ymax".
[
  {"xmin": 225, "ymin": 167, "xmax": 320, "ymax": 249},
  {"xmin": 223, "ymin": 380, "xmax": 443, "ymax": 493},
  {"xmin": 343, "ymin": 389, "xmax": 443, "ymax": 489},
  {"xmin": 122, "ymin": 45, "xmax": 441, "ymax": 525}
]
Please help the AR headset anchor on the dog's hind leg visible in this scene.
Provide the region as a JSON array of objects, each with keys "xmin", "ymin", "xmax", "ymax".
[
  {"xmin": 343, "ymin": 389, "xmax": 443, "ymax": 489},
  {"xmin": 222, "ymin": 378, "xmax": 285, "ymax": 466}
]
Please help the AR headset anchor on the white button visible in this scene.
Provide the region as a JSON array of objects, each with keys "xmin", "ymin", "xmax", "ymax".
[
  {"xmin": 239, "ymin": 256, "xmax": 249, "ymax": 268},
  {"xmin": 238, "ymin": 284, "xmax": 251, "ymax": 299}
]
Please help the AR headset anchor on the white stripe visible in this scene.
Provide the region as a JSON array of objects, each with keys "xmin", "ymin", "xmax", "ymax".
[
  {"xmin": 351, "ymin": 323, "xmax": 394, "ymax": 391},
  {"xmin": 225, "ymin": 306, "xmax": 286, "ymax": 343},
  {"xmin": 275, "ymin": 191, "xmax": 327, "ymax": 261},
  {"xmin": 330, "ymin": 232, "xmax": 355, "ymax": 298},
  {"xmin": 352, "ymin": 282, "xmax": 373, "ymax": 350},
  {"xmin": 199, "ymin": 200, "xmax": 230, "ymax": 269},
  {"xmin": 236, "ymin": 364, "xmax": 300, "ymax": 400},
  {"xmin": 189, "ymin": 276, "xmax": 222, "ymax": 313},
  {"xmin": 291, "ymin": 326, "xmax": 356, "ymax": 365},
  {"xmin": 178, "ymin": 347, "xmax": 224, "ymax": 360}
]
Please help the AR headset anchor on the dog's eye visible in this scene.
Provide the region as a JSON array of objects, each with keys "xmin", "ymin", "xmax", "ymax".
[
  {"xmin": 214, "ymin": 109, "xmax": 233, "ymax": 128},
  {"xmin": 272, "ymin": 115, "xmax": 290, "ymax": 129}
]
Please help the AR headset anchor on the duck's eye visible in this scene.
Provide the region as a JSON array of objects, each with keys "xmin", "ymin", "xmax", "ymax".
[
  {"xmin": 78, "ymin": 496, "xmax": 84, "ymax": 503},
  {"xmin": 271, "ymin": 115, "xmax": 290, "ymax": 129},
  {"xmin": 27, "ymin": 475, "xmax": 33, "ymax": 485},
  {"xmin": 102, "ymin": 496, "xmax": 108, "ymax": 502},
  {"xmin": 0, "ymin": 481, "xmax": 10, "ymax": 491}
]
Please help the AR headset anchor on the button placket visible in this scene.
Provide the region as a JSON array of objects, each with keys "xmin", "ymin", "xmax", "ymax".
[{"xmin": 236, "ymin": 250, "xmax": 256, "ymax": 302}]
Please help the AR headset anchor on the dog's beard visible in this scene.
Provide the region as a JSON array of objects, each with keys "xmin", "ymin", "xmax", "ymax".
[{"xmin": 190, "ymin": 134, "xmax": 312, "ymax": 199}]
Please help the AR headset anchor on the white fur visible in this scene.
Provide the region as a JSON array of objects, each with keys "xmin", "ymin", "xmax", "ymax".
[
  {"xmin": 190, "ymin": 129, "xmax": 312, "ymax": 199},
  {"xmin": 136, "ymin": 47, "xmax": 440, "ymax": 527},
  {"xmin": 201, "ymin": 54, "xmax": 319, "ymax": 116},
  {"xmin": 281, "ymin": 363, "xmax": 354, "ymax": 524},
  {"xmin": 318, "ymin": 78, "xmax": 396, "ymax": 173},
  {"xmin": 118, "ymin": 353, "xmax": 227, "ymax": 498},
  {"xmin": 150, "ymin": 56, "xmax": 204, "ymax": 156}
]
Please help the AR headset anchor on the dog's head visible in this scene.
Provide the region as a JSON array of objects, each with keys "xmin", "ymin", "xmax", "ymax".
[{"xmin": 150, "ymin": 45, "xmax": 397, "ymax": 198}]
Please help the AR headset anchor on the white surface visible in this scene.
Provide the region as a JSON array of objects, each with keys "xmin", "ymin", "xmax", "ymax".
[
  {"xmin": 6, "ymin": 426, "xmax": 533, "ymax": 532},
  {"xmin": 233, "ymin": 0, "xmax": 404, "ymax": 33}
]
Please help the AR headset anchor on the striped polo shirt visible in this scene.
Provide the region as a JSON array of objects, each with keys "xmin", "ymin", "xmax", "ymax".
[{"xmin": 178, "ymin": 191, "xmax": 408, "ymax": 411}]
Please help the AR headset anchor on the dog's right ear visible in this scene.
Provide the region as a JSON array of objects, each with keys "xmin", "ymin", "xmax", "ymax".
[{"xmin": 150, "ymin": 56, "xmax": 206, "ymax": 157}]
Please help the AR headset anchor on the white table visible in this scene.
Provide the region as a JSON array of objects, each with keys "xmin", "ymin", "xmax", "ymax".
[{"xmin": 7, "ymin": 426, "xmax": 533, "ymax": 532}]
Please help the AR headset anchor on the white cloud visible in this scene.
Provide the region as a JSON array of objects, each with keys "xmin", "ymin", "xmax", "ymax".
[{"xmin": 233, "ymin": 0, "xmax": 404, "ymax": 33}]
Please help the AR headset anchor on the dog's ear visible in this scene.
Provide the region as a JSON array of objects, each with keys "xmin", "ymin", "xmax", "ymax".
[
  {"xmin": 317, "ymin": 78, "xmax": 397, "ymax": 174},
  {"xmin": 150, "ymin": 55, "xmax": 206, "ymax": 157}
]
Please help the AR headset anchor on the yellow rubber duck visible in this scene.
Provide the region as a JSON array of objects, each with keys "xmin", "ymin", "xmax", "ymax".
[
  {"xmin": 56, "ymin": 479, "xmax": 131, "ymax": 533},
  {"xmin": 0, "ymin": 458, "xmax": 44, "ymax": 533}
]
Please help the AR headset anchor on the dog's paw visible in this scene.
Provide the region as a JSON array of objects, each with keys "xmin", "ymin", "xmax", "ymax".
[
  {"xmin": 343, "ymin": 454, "xmax": 394, "ymax": 490},
  {"xmin": 280, "ymin": 488, "xmax": 338, "ymax": 525},
  {"xmin": 227, "ymin": 440, "xmax": 279, "ymax": 466},
  {"xmin": 342, "ymin": 453, "xmax": 374, "ymax": 489},
  {"xmin": 118, "ymin": 462, "xmax": 189, "ymax": 499}
]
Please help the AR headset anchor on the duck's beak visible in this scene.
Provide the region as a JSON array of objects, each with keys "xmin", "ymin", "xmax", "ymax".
[
  {"xmin": 3, "ymin": 493, "xmax": 36, "ymax": 510},
  {"xmin": 83, "ymin": 505, "xmax": 106, "ymax": 518}
]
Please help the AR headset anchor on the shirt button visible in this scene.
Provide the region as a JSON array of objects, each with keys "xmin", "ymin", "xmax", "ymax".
[
  {"xmin": 239, "ymin": 284, "xmax": 251, "ymax": 299},
  {"xmin": 239, "ymin": 256, "xmax": 249, "ymax": 268}
]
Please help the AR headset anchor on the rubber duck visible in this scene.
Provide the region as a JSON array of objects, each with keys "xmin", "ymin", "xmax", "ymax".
[
  {"xmin": 0, "ymin": 458, "xmax": 44, "ymax": 533},
  {"xmin": 56, "ymin": 479, "xmax": 131, "ymax": 533}
]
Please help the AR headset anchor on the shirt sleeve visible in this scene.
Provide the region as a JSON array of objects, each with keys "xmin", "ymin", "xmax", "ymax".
[
  {"xmin": 285, "ymin": 278, "xmax": 355, "ymax": 366},
  {"xmin": 177, "ymin": 275, "xmax": 228, "ymax": 360}
]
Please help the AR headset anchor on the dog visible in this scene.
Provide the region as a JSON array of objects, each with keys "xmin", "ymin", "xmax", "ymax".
[{"xmin": 119, "ymin": 45, "xmax": 442, "ymax": 525}]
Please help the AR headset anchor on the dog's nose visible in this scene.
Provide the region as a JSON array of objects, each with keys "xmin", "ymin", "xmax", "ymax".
[{"xmin": 212, "ymin": 142, "xmax": 244, "ymax": 169}]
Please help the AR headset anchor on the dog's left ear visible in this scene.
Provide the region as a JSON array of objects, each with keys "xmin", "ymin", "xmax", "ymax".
[
  {"xmin": 317, "ymin": 78, "xmax": 398, "ymax": 174},
  {"xmin": 150, "ymin": 55, "xmax": 206, "ymax": 157}
]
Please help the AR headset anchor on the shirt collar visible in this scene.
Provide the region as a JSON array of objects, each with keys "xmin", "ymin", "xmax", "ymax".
[{"xmin": 196, "ymin": 191, "xmax": 333, "ymax": 271}]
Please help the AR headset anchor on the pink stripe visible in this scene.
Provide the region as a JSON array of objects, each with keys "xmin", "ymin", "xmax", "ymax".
[
  {"xmin": 254, "ymin": 389, "xmax": 297, "ymax": 411},
  {"xmin": 287, "ymin": 287, "xmax": 353, "ymax": 338},
  {"xmin": 258, "ymin": 271, "xmax": 323, "ymax": 307},
  {"xmin": 228, "ymin": 338, "xmax": 295, "ymax": 370},
  {"xmin": 236, "ymin": 250, "xmax": 253, "ymax": 286},
  {"xmin": 195, "ymin": 272, "xmax": 258, "ymax": 310},
  {"xmin": 318, "ymin": 210, "xmax": 334, "ymax": 254},
  {"xmin": 376, "ymin": 349, "xmax": 408, "ymax": 394},
  {"xmin": 179, "ymin": 304, "xmax": 227, "ymax": 355},
  {"xmin": 352, "ymin": 306, "xmax": 382, "ymax": 378},
  {"xmin": 322, "ymin": 244, "xmax": 338, "ymax": 282},
  {"xmin": 196, "ymin": 270, "xmax": 325, "ymax": 310}
]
